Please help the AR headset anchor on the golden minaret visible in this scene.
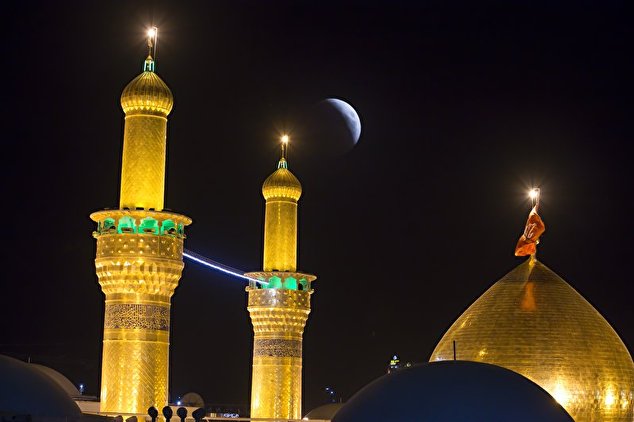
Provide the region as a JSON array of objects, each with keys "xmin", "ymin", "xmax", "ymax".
[
  {"xmin": 245, "ymin": 136, "xmax": 316, "ymax": 420},
  {"xmin": 90, "ymin": 28, "xmax": 191, "ymax": 415}
]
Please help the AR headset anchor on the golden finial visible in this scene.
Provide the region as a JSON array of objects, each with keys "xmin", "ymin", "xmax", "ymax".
[
  {"xmin": 147, "ymin": 27, "xmax": 157, "ymax": 56},
  {"xmin": 281, "ymin": 134, "xmax": 289, "ymax": 158},
  {"xmin": 278, "ymin": 134, "xmax": 289, "ymax": 169},
  {"xmin": 144, "ymin": 26, "xmax": 158, "ymax": 72}
]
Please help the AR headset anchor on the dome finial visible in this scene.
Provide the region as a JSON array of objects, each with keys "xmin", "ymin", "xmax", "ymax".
[
  {"xmin": 515, "ymin": 187, "xmax": 546, "ymax": 257},
  {"xmin": 278, "ymin": 134, "xmax": 289, "ymax": 169},
  {"xmin": 528, "ymin": 187, "xmax": 541, "ymax": 210},
  {"xmin": 144, "ymin": 26, "xmax": 158, "ymax": 72},
  {"xmin": 262, "ymin": 134, "xmax": 302, "ymax": 202}
]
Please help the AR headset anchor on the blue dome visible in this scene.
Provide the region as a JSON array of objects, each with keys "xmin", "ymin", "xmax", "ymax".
[
  {"xmin": 0, "ymin": 355, "xmax": 82, "ymax": 418},
  {"xmin": 333, "ymin": 361, "xmax": 573, "ymax": 422},
  {"xmin": 31, "ymin": 363, "xmax": 81, "ymax": 398},
  {"xmin": 304, "ymin": 403, "xmax": 344, "ymax": 420}
]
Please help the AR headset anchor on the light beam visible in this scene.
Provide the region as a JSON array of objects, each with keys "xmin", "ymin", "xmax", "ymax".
[{"xmin": 183, "ymin": 249, "xmax": 268, "ymax": 285}]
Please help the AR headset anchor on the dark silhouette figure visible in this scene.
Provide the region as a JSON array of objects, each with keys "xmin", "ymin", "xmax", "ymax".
[
  {"xmin": 162, "ymin": 406, "xmax": 173, "ymax": 422},
  {"xmin": 148, "ymin": 407, "xmax": 159, "ymax": 422},
  {"xmin": 192, "ymin": 407, "xmax": 206, "ymax": 422},
  {"xmin": 176, "ymin": 407, "xmax": 188, "ymax": 422}
]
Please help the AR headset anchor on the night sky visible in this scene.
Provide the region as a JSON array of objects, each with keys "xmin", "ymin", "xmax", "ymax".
[{"xmin": 2, "ymin": 0, "xmax": 633, "ymax": 413}]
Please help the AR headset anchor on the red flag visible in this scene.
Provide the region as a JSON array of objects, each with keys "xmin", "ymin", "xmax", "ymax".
[{"xmin": 515, "ymin": 206, "xmax": 546, "ymax": 256}]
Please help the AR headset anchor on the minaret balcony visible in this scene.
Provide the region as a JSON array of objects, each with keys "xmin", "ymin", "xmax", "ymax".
[
  {"xmin": 245, "ymin": 271, "xmax": 316, "ymax": 291},
  {"xmin": 91, "ymin": 209, "xmax": 191, "ymax": 239}
]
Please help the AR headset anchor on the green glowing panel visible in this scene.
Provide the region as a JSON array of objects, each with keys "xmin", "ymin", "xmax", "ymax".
[
  {"xmin": 117, "ymin": 216, "xmax": 137, "ymax": 234},
  {"xmin": 140, "ymin": 217, "xmax": 159, "ymax": 234},
  {"xmin": 299, "ymin": 278, "xmax": 309, "ymax": 291},
  {"xmin": 267, "ymin": 276, "xmax": 283, "ymax": 289},
  {"xmin": 161, "ymin": 219, "xmax": 176, "ymax": 235},
  {"xmin": 284, "ymin": 277, "xmax": 298, "ymax": 290},
  {"xmin": 102, "ymin": 218, "xmax": 116, "ymax": 233}
]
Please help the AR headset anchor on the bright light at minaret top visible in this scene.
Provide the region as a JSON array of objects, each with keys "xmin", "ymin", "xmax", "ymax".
[
  {"xmin": 146, "ymin": 27, "xmax": 158, "ymax": 54},
  {"xmin": 529, "ymin": 187, "xmax": 540, "ymax": 208},
  {"xmin": 143, "ymin": 26, "xmax": 158, "ymax": 72},
  {"xmin": 280, "ymin": 134, "xmax": 289, "ymax": 161}
]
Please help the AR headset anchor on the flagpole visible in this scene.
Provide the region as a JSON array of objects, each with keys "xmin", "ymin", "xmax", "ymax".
[{"xmin": 529, "ymin": 188, "xmax": 540, "ymax": 262}]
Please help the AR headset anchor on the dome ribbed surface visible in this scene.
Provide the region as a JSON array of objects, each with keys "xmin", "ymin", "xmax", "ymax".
[
  {"xmin": 262, "ymin": 161, "xmax": 302, "ymax": 201},
  {"xmin": 430, "ymin": 258, "xmax": 634, "ymax": 422},
  {"xmin": 120, "ymin": 69, "xmax": 173, "ymax": 116}
]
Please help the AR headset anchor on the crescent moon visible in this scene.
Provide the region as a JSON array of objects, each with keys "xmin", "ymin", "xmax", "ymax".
[{"xmin": 325, "ymin": 98, "xmax": 361, "ymax": 144}]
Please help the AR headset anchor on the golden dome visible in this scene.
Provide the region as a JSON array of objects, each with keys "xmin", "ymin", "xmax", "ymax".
[
  {"xmin": 430, "ymin": 258, "xmax": 634, "ymax": 421},
  {"xmin": 120, "ymin": 56, "xmax": 173, "ymax": 116},
  {"xmin": 262, "ymin": 158, "xmax": 302, "ymax": 201}
]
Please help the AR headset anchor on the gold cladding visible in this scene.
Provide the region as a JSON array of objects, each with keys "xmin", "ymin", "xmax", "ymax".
[
  {"xmin": 430, "ymin": 258, "xmax": 634, "ymax": 421},
  {"xmin": 119, "ymin": 115, "xmax": 167, "ymax": 211},
  {"xmin": 92, "ymin": 59, "xmax": 188, "ymax": 415},
  {"xmin": 93, "ymin": 210, "xmax": 190, "ymax": 414},
  {"xmin": 119, "ymin": 67, "xmax": 173, "ymax": 211},
  {"xmin": 247, "ymin": 287, "xmax": 312, "ymax": 420},
  {"xmin": 262, "ymin": 165, "xmax": 302, "ymax": 272}
]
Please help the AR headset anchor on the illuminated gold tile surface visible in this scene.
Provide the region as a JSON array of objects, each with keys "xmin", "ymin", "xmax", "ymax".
[
  {"xmin": 247, "ymin": 287, "xmax": 311, "ymax": 420},
  {"xmin": 247, "ymin": 152, "xmax": 314, "ymax": 420},
  {"xmin": 263, "ymin": 199, "xmax": 299, "ymax": 272},
  {"xmin": 262, "ymin": 160, "xmax": 302, "ymax": 272},
  {"xmin": 100, "ymin": 329, "xmax": 169, "ymax": 414},
  {"xmin": 119, "ymin": 114, "xmax": 167, "ymax": 211},
  {"xmin": 91, "ymin": 56, "xmax": 188, "ymax": 415},
  {"xmin": 119, "ymin": 65, "xmax": 173, "ymax": 212},
  {"xmin": 431, "ymin": 258, "xmax": 634, "ymax": 421},
  {"xmin": 91, "ymin": 210, "xmax": 190, "ymax": 415}
]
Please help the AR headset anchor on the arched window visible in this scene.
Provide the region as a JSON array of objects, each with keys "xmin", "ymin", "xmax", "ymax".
[
  {"xmin": 117, "ymin": 216, "xmax": 137, "ymax": 234},
  {"xmin": 139, "ymin": 217, "xmax": 159, "ymax": 234},
  {"xmin": 284, "ymin": 277, "xmax": 298, "ymax": 290},
  {"xmin": 103, "ymin": 218, "xmax": 116, "ymax": 234},
  {"xmin": 161, "ymin": 219, "xmax": 177, "ymax": 235},
  {"xmin": 267, "ymin": 276, "xmax": 283, "ymax": 289},
  {"xmin": 299, "ymin": 278, "xmax": 309, "ymax": 291}
]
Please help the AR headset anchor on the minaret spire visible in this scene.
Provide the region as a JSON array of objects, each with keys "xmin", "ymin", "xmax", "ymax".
[
  {"xmin": 144, "ymin": 26, "xmax": 157, "ymax": 72},
  {"xmin": 245, "ymin": 133, "xmax": 316, "ymax": 420},
  {"xmin": 279, "ymin": 134, "xmax": 289, "ymax": 169},
  {"xmin": 90, "ymin": 28, "xmax": 190, "ymax": 415}
]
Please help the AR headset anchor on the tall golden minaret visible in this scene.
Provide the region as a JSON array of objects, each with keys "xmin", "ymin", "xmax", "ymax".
[
  {"xmin": 245, "ymin": 136, "xmax": 316, "ymax": 420},
  {"xmin": 90, "ymin": 28, "xmax": 191, "ymax": 415}
]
